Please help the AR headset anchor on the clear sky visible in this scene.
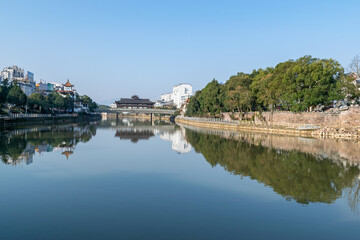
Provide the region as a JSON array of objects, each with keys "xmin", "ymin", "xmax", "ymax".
[{"xmin": 1, "ymin": 0, "xmax": 359, "ymax": 104}]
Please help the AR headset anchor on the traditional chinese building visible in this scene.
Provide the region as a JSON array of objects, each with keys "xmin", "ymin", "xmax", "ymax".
[
  {"xmin": 115, "ymin": 95, "xmax": 155, "ymax": 109},
  {"xmin": 58, "ymin": 79, "xmax": 76, "ymax": 96}
]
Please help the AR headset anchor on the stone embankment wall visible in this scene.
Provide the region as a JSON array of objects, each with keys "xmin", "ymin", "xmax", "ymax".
[
  {"xmin": 178, "ymin": 107, "xmax": 360, "ymax": 139},
  {"xmin": 176, "ymin": 117, "xmax": 313, "ymax": 137},
  {"xmin": 222, "ymin": 107, "xmax": 360, "ymax": 128},
  {"xmin": 0, "ymin": 113, "xmax": 101, "ymax": 129}
]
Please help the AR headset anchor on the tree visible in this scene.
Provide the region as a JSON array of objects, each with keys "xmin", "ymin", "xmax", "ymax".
[
  {"xmin": 197, "ymin": 79, "xmax": 224, "ymax": 115},
  {"xmin": 80, "ymin": 95, "xmax": 98, "ymax": 111},
  {"xmin": 7, "ymin": 84, "xmax": 27, "ymax": 107},
  {"xmin": 53, "ymin": 93, "xmax": 65, "ymax": 111},
  {"xmin": 227, "ymin": 86, "xmax": 252, "ymax": 119},
  {"xmin": 28, "ymin": 93, "xmax": 44, "ymax": 112},
  {"xmin": 186, "ymin": 90, "xmax": 202, "ymax": 116},
  {"xmin": 0, "ymin": 79, "xmax": 10, "ymax": 105},
  {"xmin": 64, "ymin": 95, "xmax": 74, "ymax": 112},
  {"xmin": 349, "ymin": 54, "xmax": 360, "ymax": 78}
]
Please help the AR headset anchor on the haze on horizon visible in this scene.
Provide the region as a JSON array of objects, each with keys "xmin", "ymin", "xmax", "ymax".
[{"xmin": 0, "ymin": 0, "xmax": 359, "ymax": 104}]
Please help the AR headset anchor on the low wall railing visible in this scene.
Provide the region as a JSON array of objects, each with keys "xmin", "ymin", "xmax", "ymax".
[{"xmin": 0, "ymin": 113, "xmax": 78, "ymax": 119}]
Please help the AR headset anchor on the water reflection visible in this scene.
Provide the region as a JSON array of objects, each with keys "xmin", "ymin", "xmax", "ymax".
[
  {"xmin": 1, "ymin": 119, "xmax": 360, "ymax": 213},
  {"xmin": 180, "ymin": 124, "xmax": 360, "ymax": 213},
  {"xmin": 101, "ymin": 118, "xmax": 192, "ymax": 153},
  {"xmin": 0, "ymin": 123, "xmax": 97, "ymax": 165}
]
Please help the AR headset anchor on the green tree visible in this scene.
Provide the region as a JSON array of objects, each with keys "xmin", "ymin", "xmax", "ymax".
[
  {"xmin": 186, "ymin": 90, "xmax": 202, "ymax": 116},
  {"xmin": 80, "ymin": 95, "xmax": 98, "ymax": 111},
  {"xmin": 7, "ymin": 84, "xmax": 27, "ymax": 107},
  {"xmin": 28, "ymin": 93, "xmax": 44, "ymax": 112},
  {"xmin": 0, "ymin": 79, "xmax": 10, "ymax": 105},
  {"xmin": 53, "ymin": 92, "xmax": 65, "ymax": 111},
  {"xmin": 197, "ymin": 79, "xmax": 224, "ymax": 115}
]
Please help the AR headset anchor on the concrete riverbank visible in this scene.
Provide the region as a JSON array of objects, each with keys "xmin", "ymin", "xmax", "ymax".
[
  {"xmin": 175, "ymin": 116, "xmax": 314, "ymax": 137},
  {"xmin": 176, "ymin": 108, "xmax": 360, "ymax": 140},
  {"xmin": 0, "ymin": 113, "xmax": 101, "ymax": 129}
]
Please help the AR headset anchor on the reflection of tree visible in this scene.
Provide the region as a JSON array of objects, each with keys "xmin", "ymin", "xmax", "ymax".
[
  {"xmin": 0, "ymin": 135, "xmax": 27, "ymax": 164},
  {"xmin": 346, "ymin": 177, "xmax": 360, "ymax": 215},
  {"xmin": 186, "ymin": 129, "xmax": 360, "ymax": 204},
  {"xmin": 0, "ymin": 124, "xmax": 97, "ymax": 165}
]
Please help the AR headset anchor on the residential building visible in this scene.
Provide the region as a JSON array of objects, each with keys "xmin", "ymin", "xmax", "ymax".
[
  {"xmin": 161, "ymin": 93, "xmax": 172, "ymax": 102},
  {"xmin": 49, "ymin": 82, "xmax": 63, "ymax": 91},
  {"xmin": 1, "ymin": 66, "xmax": 35, "ymax": 96},
  {"xmin": 36, "ymin": 81, "xmax": 55, "ymax": 94},
  {"xmin": 154, "ymin": 100, "xmax": 174, "ymax": 108},
  {"xmin": 1, "ymin": 65, "xmax": 25, "ymax": 81},
  {"xmin": 74, "ymin": 101, "xmax": 89, "ymax": 113},
  {"xmin": 160, "ymin": 83, "xmax": 192, "ymax": 109}
]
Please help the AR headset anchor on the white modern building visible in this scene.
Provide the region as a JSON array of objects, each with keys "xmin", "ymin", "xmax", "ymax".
[
  {"xmin": 161, "ymin": 93, "xmax": 172, "ymax": 102},
  {"xmin": 0, "ymin": 66, "xmax": 35, "ymax": 96},
  {"xmin": 160, "ymin": 83, "xmax": 193, "ymax": 109},
  {"xmin": 0, "ymin": 65, "xmax": 25, "ymax": 81}
]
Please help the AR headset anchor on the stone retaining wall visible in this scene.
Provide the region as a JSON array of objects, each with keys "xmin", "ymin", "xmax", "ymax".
[{"xmin": 222, "ymin": 107, "xmax": 360, "ymax": 129}]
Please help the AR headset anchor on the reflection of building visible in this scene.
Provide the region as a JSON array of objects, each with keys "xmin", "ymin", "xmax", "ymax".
[
  {"xmin": 115, "ymin": 95, "xmax": 155, "ymax": 109},
  {"xmin": 160, "ymin": 128, "xmax": 191, "ymax": 154},
  {"xmin": 115, "ymin": 129, "xmax": 155, "ymax": 143},
  {"xmin": 0, "ymin": 124, "xmax": 96, "ymax": 166}
]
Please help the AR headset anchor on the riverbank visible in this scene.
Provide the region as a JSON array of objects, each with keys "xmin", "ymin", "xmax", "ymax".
[
  {"xmin": 0, "ymin": 113, "xmax": 101, "ymax": 129},
  {"xmin": 176, "ymin": 116, "xmax": 314, "ymax": 138},
  {"xmin": 176, "ymin": 113, "xmax": 360, "ymax": 140}
]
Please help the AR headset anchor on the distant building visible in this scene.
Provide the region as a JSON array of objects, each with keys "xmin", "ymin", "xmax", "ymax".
[
  {"xmin": 1, "ymin": 66, "xmax": 35, "ymax": 96},
  {"xmin": 36, "ymin": 81, "xmax": 55, "ymax": 95},
  {"xmin": 57, "ymin": 79, "xmax": 76, "ymax": 98},
  {"xmin": 74, "ymin": 101, "xmax": 89, "ymax": 113},
  {"xmin": 154, "ymin": 100, "xmax": 174, "ymax": 108},
  {"xmin": 115, "ymin": 95, "xmax": 155, "ymax": 109},
  {"xmin": 17, "ymin": 82, "xmax": 35, "ymax": 96},
  {"xmin": 160, "ymin": 83, "xmax": 192, "ymax": 109},
  {"xmin": 1, "ymin": 65, "xmax": 25, "ymax": 81},
  {"xmin": 172, "ymin": 84, "xmax": 192, "ymax": 108},
  {"xmin": 49, "ymin": 82, "xmax": 63, "ymax": 91},
  {"xmin": 161, "ymin": 93, "xmax": 172, "ymax": 102}
]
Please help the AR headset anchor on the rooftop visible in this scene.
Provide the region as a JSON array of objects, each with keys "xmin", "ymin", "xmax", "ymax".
[{"xmin": 63, "ymin": 79, "xmax": 74, "ymax": 87}]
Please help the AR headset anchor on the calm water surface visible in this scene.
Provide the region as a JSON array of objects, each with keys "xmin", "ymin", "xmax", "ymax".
[{"xmin": 1, "ymin": 118, "xmax": 360, "ymax": 239}]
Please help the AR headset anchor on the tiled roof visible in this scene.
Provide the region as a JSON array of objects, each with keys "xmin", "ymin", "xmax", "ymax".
[
  {"xmin": 116, "ymin": 98, "xmax": 154, "ymax": 105},
  {"xmin": 64, "ymin": 79, "xmax": 74, "ymax": 87}
]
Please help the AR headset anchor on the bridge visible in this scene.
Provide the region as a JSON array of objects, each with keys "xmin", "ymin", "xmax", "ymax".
[
  {"xmin": 99, "ymin": 108, "xmax": 176, "ymax": 122},
  {"xmin": 109, "ymin": 108, "xmax": 176, "ymax": 115}
]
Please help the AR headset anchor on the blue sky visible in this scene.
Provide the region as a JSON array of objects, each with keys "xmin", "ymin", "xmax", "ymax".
[{"xmin": 1, "ymin": 0, "xmax": 359, "ymax": 104}]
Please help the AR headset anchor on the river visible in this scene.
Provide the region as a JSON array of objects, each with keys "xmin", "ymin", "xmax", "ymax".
[{"xmin": 0, "ymin": 118, "xmax": 359, "ymax": 239}]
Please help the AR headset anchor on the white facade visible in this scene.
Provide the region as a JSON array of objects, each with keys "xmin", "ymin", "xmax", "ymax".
[
  {"xmin": 1, "ymin": 65, "xmax": 25, "ymax": 81},
  {"xmin": 49, "ymin": 82, "xmax": 63, "ymax": 91},
  {"xmin": 161, "ymin": 93, "xmax": 172, "ymax": 102},
  {"xmin": 172, "ymin": 84, "xmax": 192, "ymax": 108},
  {"xmin": 160, "ymin": 84, "xmax": 192, "ymax": 109},
  {"xmin": 1, "ymin": 66, "xmax": 35, "ymax": 96}
]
